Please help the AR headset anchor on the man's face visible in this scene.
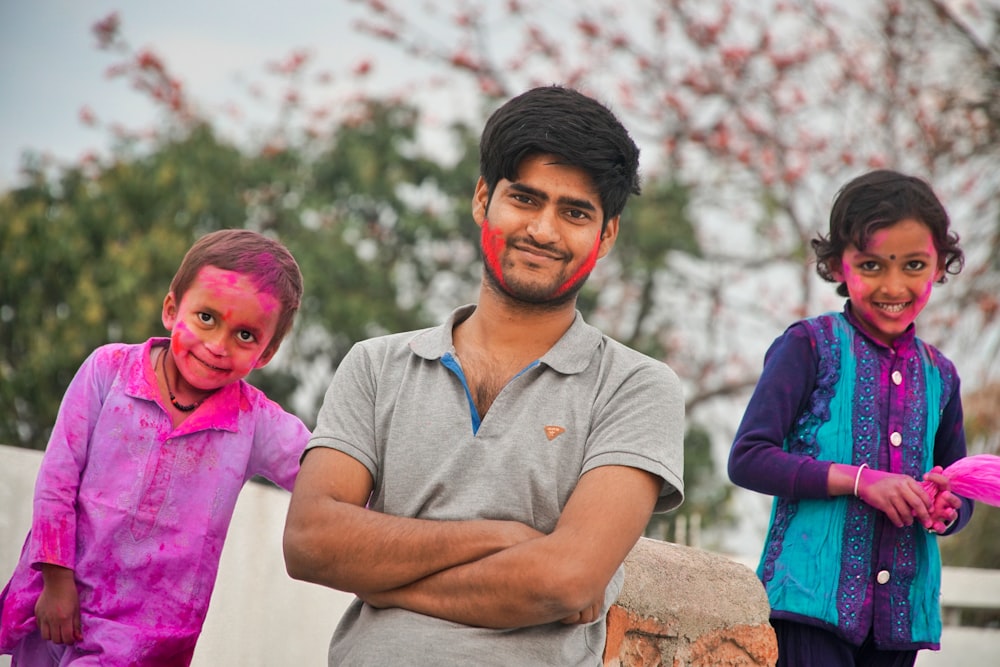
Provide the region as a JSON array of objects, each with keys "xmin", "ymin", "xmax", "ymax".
[{"xmin": 473, "ymin": 153, "xmax": 619, "ymax": 306}]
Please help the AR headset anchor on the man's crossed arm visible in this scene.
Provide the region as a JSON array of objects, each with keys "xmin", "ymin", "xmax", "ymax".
[{"xmin": 282, "ymin": 447, "xmax": 661, "ymax": 629}]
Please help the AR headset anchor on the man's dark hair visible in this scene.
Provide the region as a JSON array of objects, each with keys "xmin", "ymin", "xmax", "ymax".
[{"xmin": 478, "ymin": 85, "xmax": 641, "ymax": 225}]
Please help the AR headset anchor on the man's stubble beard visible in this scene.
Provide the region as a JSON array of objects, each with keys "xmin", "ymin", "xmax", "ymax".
[
  {"xmin": 480, "ymin": 259, "xmax": 585, "ymax": 313},
  {"xmin": 479, "ymin": 218, "xmax": 597, "ymax": 312}
]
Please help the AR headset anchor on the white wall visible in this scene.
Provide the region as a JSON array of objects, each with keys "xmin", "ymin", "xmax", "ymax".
[
  {"xmin": 4, "ymin": 444, "xmax": 999, "ymax": 666},
  {"xmin": 0, "ymin": 444, "xmax": 353, "ymax": 666}
]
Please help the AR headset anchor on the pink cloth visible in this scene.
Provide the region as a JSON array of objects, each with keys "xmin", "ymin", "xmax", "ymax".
[
  {"xmin": 0, "ymin": 338, "xmax": 309, "ymax": 666},
  {"xmin": 923, "ymin": 454, "xmax": 1000, "ymax": 507}
]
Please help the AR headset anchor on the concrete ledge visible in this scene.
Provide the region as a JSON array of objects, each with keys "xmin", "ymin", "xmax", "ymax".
[{"xmin": 604, "ymin": 537, "xmax": 777, "ymax": 667}]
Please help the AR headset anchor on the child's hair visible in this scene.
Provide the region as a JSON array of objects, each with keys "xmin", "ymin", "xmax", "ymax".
[
  {"xmin": 812, "ymin": 169, "xmax": 964, "ymax": 297},
  {"xmin": 169, "ymin": 229, "xmax": 303, "ymax": 356},
  {"xmin": 478, "ymin": 85, "xmax": 641, "ymax": 227}
]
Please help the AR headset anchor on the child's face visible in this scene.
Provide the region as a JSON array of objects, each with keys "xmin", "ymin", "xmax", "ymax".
[
  {"xmin": 832, "ymin": 218, "xmax": 943, "ymax": 346},
  {"xmin": 161, "ymin": 266, "xmax": 282, "ymax": 392}
]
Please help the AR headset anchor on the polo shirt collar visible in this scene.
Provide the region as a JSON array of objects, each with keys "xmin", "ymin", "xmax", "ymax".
[{"xmin": 409, "ymin": 304, "xmax": 603, "ymax": 375}]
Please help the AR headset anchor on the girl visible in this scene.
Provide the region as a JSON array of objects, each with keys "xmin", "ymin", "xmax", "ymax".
[{"xmin": 729, "ymin": 170, "xmax": 971, "ymax": 667}]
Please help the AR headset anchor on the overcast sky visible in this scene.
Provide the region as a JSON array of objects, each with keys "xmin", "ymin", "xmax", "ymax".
[{"xmin": 0, "ymin": 0, "xmax": 436, "ymax": 189}]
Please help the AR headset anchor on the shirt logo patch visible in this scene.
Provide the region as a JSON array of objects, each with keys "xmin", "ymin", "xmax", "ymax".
[{"xmin": 544, "ymin": 425, "xmax": 565, "ymax": 441}]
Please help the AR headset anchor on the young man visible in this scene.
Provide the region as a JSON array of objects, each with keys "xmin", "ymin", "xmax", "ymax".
[{"xmin": 283, "ymin": 85, "xmax": 685, "ymax": 665}]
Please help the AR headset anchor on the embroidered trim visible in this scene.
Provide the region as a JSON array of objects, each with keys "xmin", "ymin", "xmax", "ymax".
[{"xmin": 838, "ymin": 331, "xmax": 877, "ymax": 642}]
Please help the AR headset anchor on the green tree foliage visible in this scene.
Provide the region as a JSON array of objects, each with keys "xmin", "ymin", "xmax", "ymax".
[
  {"xmin": 645, "ymin": 426, "xmax": 733, "ymax": 547},
  {"xmin": 0, "ymin": 98, "xmax": 488, "ymax": 449},
  {"xmin": 0, "ymin": 75, "xmax": 702, "ymax": 458},
  {"xmin": 0, "ymin": 124, "xmax": 256, "ymax": 449}
]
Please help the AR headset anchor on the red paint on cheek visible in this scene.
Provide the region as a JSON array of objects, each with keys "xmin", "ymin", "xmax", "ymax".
[
  {"xmin": 553, "ymin": 232, "xmax": 602, "ymax": 297},
  {"xmin": 171, "ymin": 323, "xmax": 195, "ymax": 352},
  {"xmin": 481, "ymin": 220, "xmax": 509, "ymax": 290}
]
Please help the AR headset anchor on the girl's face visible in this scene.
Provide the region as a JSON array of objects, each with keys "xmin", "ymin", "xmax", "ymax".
[
  {"xmin": 831, "ymin": 218, "xmax": 943, "ymax": 346},
  {"xmin": 161, "ymin": 266, "xmax": 282, "ymax": 393}
]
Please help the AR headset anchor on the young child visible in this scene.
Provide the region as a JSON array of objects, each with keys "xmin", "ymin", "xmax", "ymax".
[
  {"xmin": 728, "ymin": 170, "xmax": 972, "ymax": 667},
  {"xmin": 0, "ymin": 229, "xmax": 310, "ymax": 666}
]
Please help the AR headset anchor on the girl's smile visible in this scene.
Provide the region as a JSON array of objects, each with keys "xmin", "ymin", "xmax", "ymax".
[{"xmin": 831, "ymin": 218, "xmax": 943, "ymax": 346}]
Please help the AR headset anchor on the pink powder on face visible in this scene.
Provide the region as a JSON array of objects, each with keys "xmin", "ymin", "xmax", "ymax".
[
  {"xmin": 481, "ymin": 218, "xmax": 603, "ymax": 299},
  {"xmin": 170, "ymin": 266, "xmax": 284, "ymax": 377},
  {"xmin": 211, "ymin": 264, "xmax": 283, "ymax": 328},
  {"xmin": 211, "ymin": 251, "xmax": 287, "ymax": 318},
  {"xmin": 552, "ymin": 231, "xmax": 602, "ymax": 297},
  {"xmin": 481, "ymin": 220, "xmax": 510, "ymax": 291}
]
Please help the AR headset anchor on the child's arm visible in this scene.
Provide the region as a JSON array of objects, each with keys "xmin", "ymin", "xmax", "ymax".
[
  {"xmin": 29, "ymin": 352, "xmax": 104, "ymax": 571},
  {"xmin": 35, "ymin": 564, "xmax": 82, "ymax": 644},
  {"xmin": 729, "ymin": 325, "xmax": 831, "ymax": 498},
  {"xmin": 27, "ymin": 346, "xmax": 112, "ymax": 639},
  {"xmin": 829, "ymin": 463, "xmax": 936, "ymax": 529},
  {"xmin": 927, "ymin": 377, "xmax": 975, "ymax": 535},
  {"xmin": 246, "ymin": 392, "xmax": 312, "ymax": 492}
]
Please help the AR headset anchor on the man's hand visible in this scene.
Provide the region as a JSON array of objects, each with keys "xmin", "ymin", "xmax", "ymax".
[
  {"xmin": 559, "ymin": 602, "xmax": 602, "ymax": 625},
  {"xmin": 36, "ymin": 564, "xmax": 82, "ymax": 644}
]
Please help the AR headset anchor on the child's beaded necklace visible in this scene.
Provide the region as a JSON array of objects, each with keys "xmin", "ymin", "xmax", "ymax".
[{"xmin": 160, "ymin": 347, "xmax": 211, "ymax": 412}]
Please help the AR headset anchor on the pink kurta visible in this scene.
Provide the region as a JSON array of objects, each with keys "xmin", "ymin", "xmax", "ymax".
[{"xmin": 0, "ymin": 338, "xmax": 310, "ymax": 665}]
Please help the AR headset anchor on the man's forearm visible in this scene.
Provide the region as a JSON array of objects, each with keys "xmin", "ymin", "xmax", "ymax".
[
  {"xmin": 284, "ymin": 447, "xmax": 545, "ymax": 594},
  {"xmin": 359, "ymin": 466, "xmax": 664, "ymax": 629},
  {"xmin": 359, "ymin": 536, "xmax": 605, "ymax": 629},
  {"xmin": 284, "ymin": 496, "xmax": 544, "ymax": 594}
]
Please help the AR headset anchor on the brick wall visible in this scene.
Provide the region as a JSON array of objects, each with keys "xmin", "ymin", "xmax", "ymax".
[{"xmin": 604, "ymin": 537, "xmax": 778, "ymax": 667}]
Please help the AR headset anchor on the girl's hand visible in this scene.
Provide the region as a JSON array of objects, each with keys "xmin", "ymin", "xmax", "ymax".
[
  {"xmin": 922, "ymin": 467, "xmax": 961, "ymax": 533},
  {"xmin": 35, "ymin": 564, "xmax": 82, "ymax": 644},
  {"xmin": 856, "ymin": 468, "xmax": 934, "ymax": 529}
]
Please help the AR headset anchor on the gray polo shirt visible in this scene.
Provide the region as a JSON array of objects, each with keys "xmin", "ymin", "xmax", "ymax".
[{"xmin": 308, "ymin": 304, "xmax": 684, "ymax": 665}]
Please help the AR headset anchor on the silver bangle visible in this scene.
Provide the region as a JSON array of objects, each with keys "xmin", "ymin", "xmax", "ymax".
[{"xmin": 853, "ymin": 463, "xmax": 869, "ymax": 497}]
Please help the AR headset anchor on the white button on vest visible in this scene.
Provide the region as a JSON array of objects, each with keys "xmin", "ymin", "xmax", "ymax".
[
  {"xmin": 877, "ymin": 570, "xmax": 891, "ymax": 584},
  {"xmin": 891, "ymin": 370, "xmax": 903, "ymax": 385},
  {"xmin": 890, "ymin": 432, "xmax": 902, "ymax": 447}
]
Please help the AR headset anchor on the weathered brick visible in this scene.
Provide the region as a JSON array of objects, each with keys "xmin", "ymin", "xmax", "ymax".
[{"xmin": 603, "ymin": 538, "xmax": 777, "ymax": 667}]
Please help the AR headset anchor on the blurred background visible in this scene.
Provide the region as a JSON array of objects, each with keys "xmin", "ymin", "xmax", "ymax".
[{"xmin": 1, "ymin": 0, "xmax": 999, "ymax": 583}]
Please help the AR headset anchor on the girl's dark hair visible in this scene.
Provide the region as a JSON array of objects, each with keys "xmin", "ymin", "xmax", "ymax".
[
  {"xmin": 478, "ymin": 85, "xmax": 641, "ymax": 226},
  {"xmin": 169, "ymin": 229, "xmax": 303, "ymax": 357},
  {"xmin": 812, "ymin": 169, "xmax": 964, "ymax": 297}
]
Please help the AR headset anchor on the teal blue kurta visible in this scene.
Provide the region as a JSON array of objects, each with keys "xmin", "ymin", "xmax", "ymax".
[{"xmin": 759, "ymin": 312, "xmax": 954, "ymax": 649}]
